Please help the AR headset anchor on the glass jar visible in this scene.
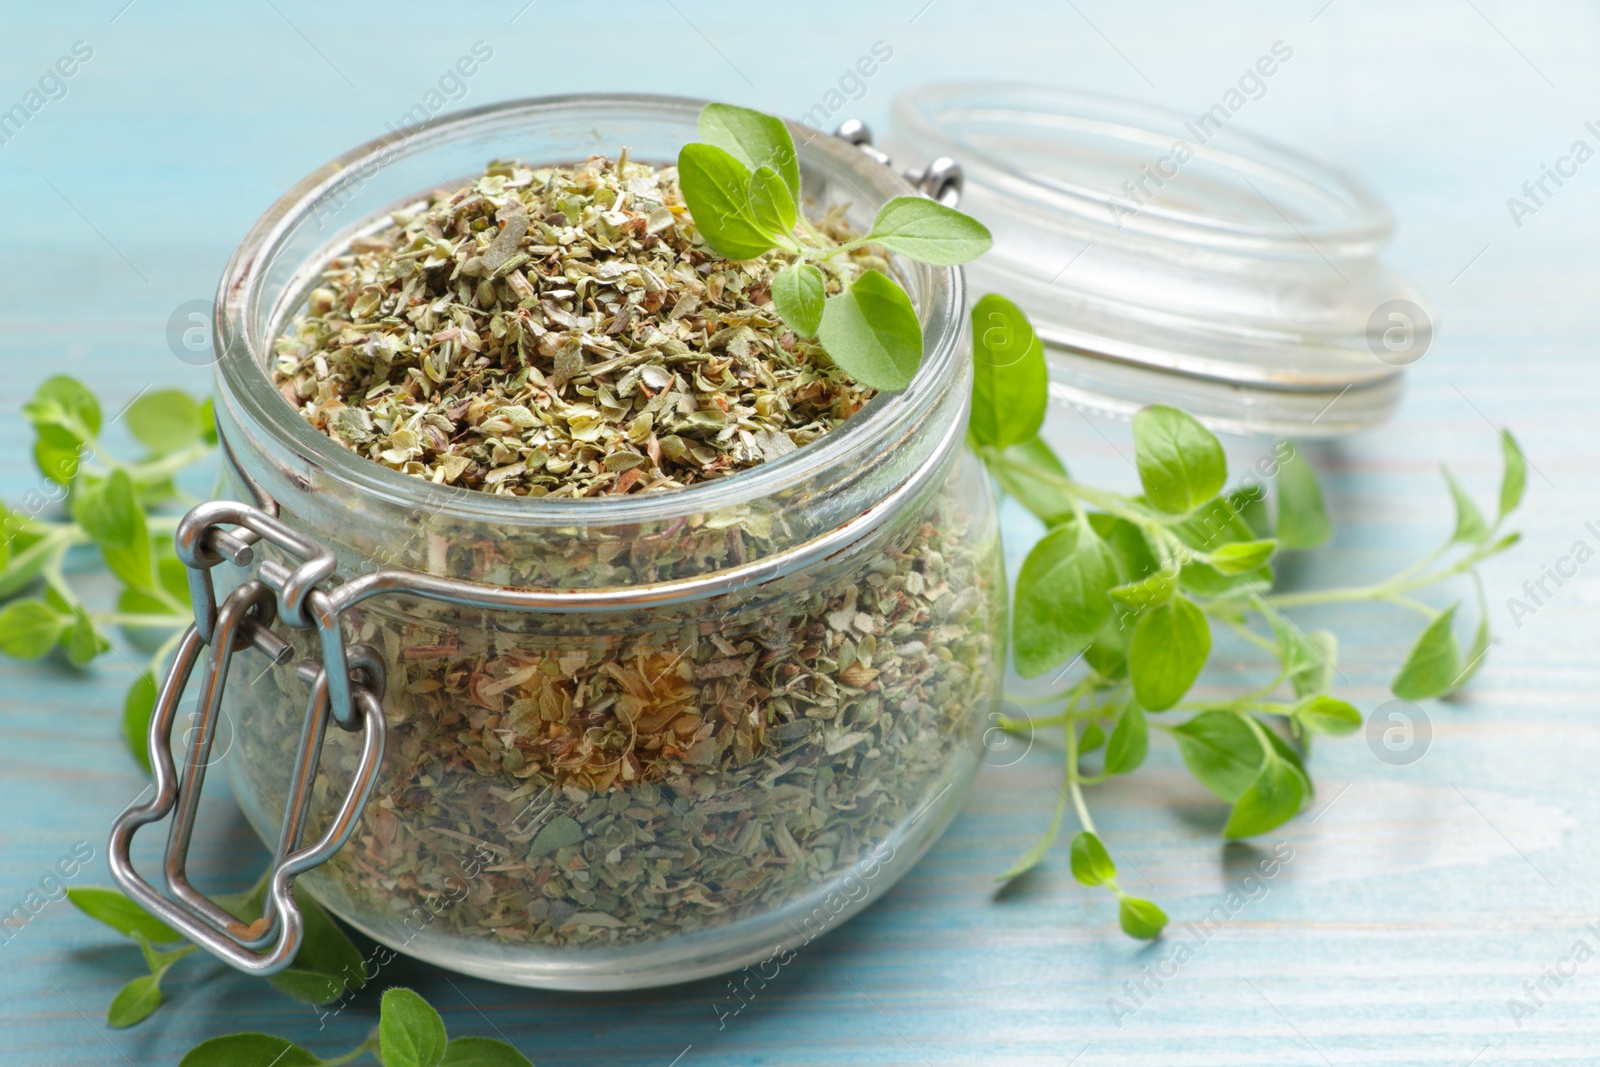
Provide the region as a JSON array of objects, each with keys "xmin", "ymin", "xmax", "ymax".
[
  {"xmin": 885, "ymin": 83, "xmax": 1424, "ymax": 436},
  {"xmin": 113, "ymin": 94, "xmax": 1003, "ymax": 990}
]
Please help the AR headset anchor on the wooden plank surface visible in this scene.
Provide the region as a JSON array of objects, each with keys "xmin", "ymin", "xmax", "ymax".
[{"xmin": 3, "ymin": 1, "xmax": 1598, "ymax": 1063}]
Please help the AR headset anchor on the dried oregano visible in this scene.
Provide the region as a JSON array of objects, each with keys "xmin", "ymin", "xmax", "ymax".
[{"xmin": 270, "ymin": 153, "xmax": 888, "ymax": 498}]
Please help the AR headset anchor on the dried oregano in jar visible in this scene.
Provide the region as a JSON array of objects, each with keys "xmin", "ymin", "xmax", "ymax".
[
  {"xmin": 269, "ymin": 154, "xmax": 886, "ymax": 497},
  {"xmin": 222, "ymin": 146, "xmax": 1001, "ymax": 971}
]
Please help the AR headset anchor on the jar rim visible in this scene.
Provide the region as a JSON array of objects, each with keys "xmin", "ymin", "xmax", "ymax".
[{"xmin": 213, "ymin": 92, "xmax": 964, "ymax": 526}]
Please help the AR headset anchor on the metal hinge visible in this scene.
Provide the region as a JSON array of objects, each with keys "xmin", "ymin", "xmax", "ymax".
[{"xmin": 834, "ymin": 118, "xmax": 964, "ymax": 208}]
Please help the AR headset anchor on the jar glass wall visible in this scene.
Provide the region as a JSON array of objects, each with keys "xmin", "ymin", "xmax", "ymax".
[{"xmin": 208, "ymin": 95, "xmax": 1004, "ymax": 989}]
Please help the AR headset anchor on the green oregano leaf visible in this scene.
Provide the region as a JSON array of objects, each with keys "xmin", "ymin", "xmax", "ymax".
[
  {"xmin": 1069, "ymin": 831, "xmax": 1116, "ymax": 887},
  {"xmin": 1107, "ymin": 568, "xmax": 1175, "ymax": 613},
  {"xmin": 198, "ymin": 395, "xmax": 218, "ymax": 445},
  {"xmin": 1263, "ymin": 727, "xmax": 1312, "ymax": 795},
  {"xmin": 1295, "ymin": 695, "xmax": 1362, "ymax": 736},
  {"xmin": 1170, "ymin": 711, "xmax": 1264, "ymax": 803},
  {"xmin": 1090, "ymin": 514, "xmax": 1160, "ymax": 581},
  {"xmin": 1128, "ymin": 595, "xmax": 1210, "ymax": 710},
  {"xmin": 969, "ymin": 293, "xmax": 1047, "ymax": 449},
  {"xmin": 1104, "ymin": 702, "xmax": 1148, "ymax": 775},
  {"xmin": 771, "ymin": 262, "xmax": 825, "ymax": 337},
  {"xmin": 1266, "ymin": 610, "xmax": 1337, "ymax": 698},
  {"xmin": 293, "ymin": 897, "xmax": 366, "ymax": 1001},
  {"xmin": 1232, "ymin": 485, "xmax": 1272, "ymax": 539},
  {"xmin": 0, "ymin": 599, "xmax": 69, "ymax": 659},
  {"xmin": 1133, "ymin": 406, "xmax": 1227, "ymax": 514},
  {"xmin": 35, "ymin": 435, "xmax": 85, "ymax": 486},
  {"xmin": 441, "ymin": 1037, "xmax": 537, "ymax": 1066},
  {"xmin": 1206, "ymin": 539, "xmax": 1277, "ymax": 575},
  {"xmin": 124, "ymin": 671, "xmax": 157, "ymax": 775},
  {"xmin": 179, "ymin": 1035, "xmax": 321, "ymax": 1067},
  {"xmin": 816, "ymin": 269, "xmax": 923, "ymax": 391},
  {"xmin": 989, "ymin": 437, "xmax": 1074, "ymax": 525},
  {"xmin": 157, "ymin": 548, "xmax": 189, "ymax": 602},
  {"xmin": 268, "ymin": 895, "xmax": 365, "ymax": 1005},
  {"xmin": 71, "ymin": 469, "xmax": 140, "ymax": 549},
  {"xmin": 1223, "ymin": 750, "xmax": 1308, "ymax": 838},
  {"xmin": 1118, "ymin": 895, "xmax": 1168, "ymax": 939},
  {"xmin": 675, "ymin": 143, "xmax": 775, "ymax": 261},
  {"xmin": 380, "ymin": 987, "xmax": 450, "ymax": 1067},
  {"xmin": 1452, "ymin": 608, "xmax": 1491, "ymax": 692},
  {"xmin": 1274, "ymin": 442, "xmax": 1331, "ymax": 549},
  {"xmin": 1012, "ymin": 518, "xmax": 1120, "ymax": 677},
  {"xmin": 24, "ymin": 375, "xmax": 102, "ymax": 440},
  {"xmin": 1083, "ymin": 614, "xmax": 1131, "ymax": 680},
  {"xmin": 747, "ymin": 163, "xmax": 797, "ymax": 235},
  {"xmin": 72, "ymin": 469, "xmax": 154, "ymax": 590},
  {"xmin": 697, "ymin": 102, "xmax": 800, "ymax": 202},
  {"xmin": 1079, "ymin": 719, "xmax": 1106, "ymax": 753},
  {"xmin": 107, "ymin": 973, "xmax": 164, "ymax": 1028},
  {"xmin": 996, "ymin": 786, "xmax": 1067, "ymax": 883},
  {"xmin": 67, "ymin": 886, "xmax": 181, "ymax": 943},
  {"xmin": 1498, "ymin": 429, "xmax": 1526, "ymax": 520},
  {"xmin": 62, "ymin": 611, "xmax": 109, "ymax": 667},
  {"xmin": 218, "ymin": 871, "xmax": 366, "ymax": 1004},
  {"xmin": 1443, "ymin": 466, "xmax": 1490, "ymax": 544},
  {"xmin": 1392, "ymin": 605, "xmax": 1461, "ymax": 700},
  {"xmin": 867, "ymin": 195, "xmax": 994, "ymax": 266},
  {"xmin": 28, "ymin": 378, "xmax": 99, "ymax": 486},
  {"xmin": 126, "ymin": 389, "xmax": 201, "ymax": 455}
]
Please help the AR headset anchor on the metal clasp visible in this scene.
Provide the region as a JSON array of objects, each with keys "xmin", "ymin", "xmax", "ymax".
[
  {"xmin": 107, "ymin": 501, "xmax": 387, "ymax": 976},
  {"xmin": 834, "ymin": 118, "xmax": 964, "ymax": 208}
]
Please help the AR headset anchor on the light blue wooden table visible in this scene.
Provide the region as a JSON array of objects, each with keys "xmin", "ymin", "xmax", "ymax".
[{"xmin": 3, "ymin": 1, "xmax": 1598, "ymax": 1063}]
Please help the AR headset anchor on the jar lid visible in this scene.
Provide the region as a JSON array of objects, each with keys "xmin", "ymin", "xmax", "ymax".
[{"xmin": 885, "ymin": 82, "xmax": 1428, "ymax": 436}]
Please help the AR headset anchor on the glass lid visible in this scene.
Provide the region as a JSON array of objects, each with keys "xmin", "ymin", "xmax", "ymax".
[{"xmin": 886, "ymin": 82, "xmax": 1430, "ymax": 437}]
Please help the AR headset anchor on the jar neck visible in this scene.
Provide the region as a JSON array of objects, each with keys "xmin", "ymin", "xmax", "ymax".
[{"xmin": 211, "ymin": 94, "xmax": 969, "ymax": 588}]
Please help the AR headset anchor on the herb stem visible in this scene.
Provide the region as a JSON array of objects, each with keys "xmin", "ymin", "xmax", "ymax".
[
  {"xmin": 149, "ymin": 626, "xmax": 188, "ymax": 677},
  {"xmin": 317, "ymin": 1036, "xmax": 380, "ymax": 1067},
  {"xmin": 796, "ymin": 213, "xmax": 830, "ymax": 247},
  {"xmin": 1212, "ymin": 612, "xmax": 1278, "ymax": 655},
  {"xmin": 122, "ymin": 441, "xmax": 215, "ymax": 487},
  {"xmin": 41, "ymin": 543, "xmax": 80, "ymax": 609},
  {"xmin": 985, "ymin": 454, "xmax": 1182, "ymax": 528},
  {"xmin": 1004, "ymin": 709, "xmax": 1070, "ymax": 730},
  {"xmin": 6, "ymin": 525, "xmax": 83, "ymax": 584},
  {"xmin": 1376, "ymin": 539, "xmax": 1452, "ymax": 588},
  {"xmin": 814, "ymin": 236, "xmax": 872, "ymax": 261},
  {"xmin": 1060, "ymin": 684, "xmax": 1102, "ymax": 838},
  {"xmin": 90, "ymin": 612, "xmax": 191, "ymax": 629},
  {"xmin": 1381, "ymin": 594, "xmax": 1440, "ymax": 619},
  {"xmin": 1006, "ymin": 690, "xmax": 1077, "ymax": 707},
  {"xmin": 1235, "ymin": 709, "xmax": 1278, "ymax": 754},
  {"xmin": 1263, "ymin": 540, "xmax": 1510, "ymax": 610}
]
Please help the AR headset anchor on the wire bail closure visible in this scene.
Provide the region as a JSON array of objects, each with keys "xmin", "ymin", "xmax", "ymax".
[
  {"xmin": 107, "ymin": 501, "xmax": 388, "ymax": 976},
  {"xmin": 833, "ymin": 117, "xmax": 964, "ymax": 208}
]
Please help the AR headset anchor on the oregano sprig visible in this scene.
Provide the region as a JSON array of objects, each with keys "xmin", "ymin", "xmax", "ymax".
[
  {"xmin": 0, "ymin": 376, "xmax": 217, "ymax": 773},
  {"xmin": 68, "ymin": 876, "xmax": 367, "ymax": 1027},
  {"xmin": 970, "ymin": 295, "xmax": 1524, "ymax": 938},
  {"xmin": 677, "ymin": 102, "xmax": 993, "ymax": 390},
  {"xmin": 180, "ymin": 987, "xmax": 534, "ymax": 1067}
]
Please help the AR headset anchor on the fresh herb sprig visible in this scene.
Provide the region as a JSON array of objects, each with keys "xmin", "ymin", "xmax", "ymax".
[
  {"xmin": 67, "ymin": 876, "xmax": 366, "ymax": 1026},
  {"xmin": 180, "ymin": 987, "xmax": 534, "ymax": 1066},
  {"xmin": 969, "ymin": 294, "xmax": 1524, "ymax": 938},
  {"xmin": 0, "ymin": 376, "xmax": 216, "ymax": 770},
  {"xmin": 679, "ymin": 103, "xmax": 993, "ymax": 390}
]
